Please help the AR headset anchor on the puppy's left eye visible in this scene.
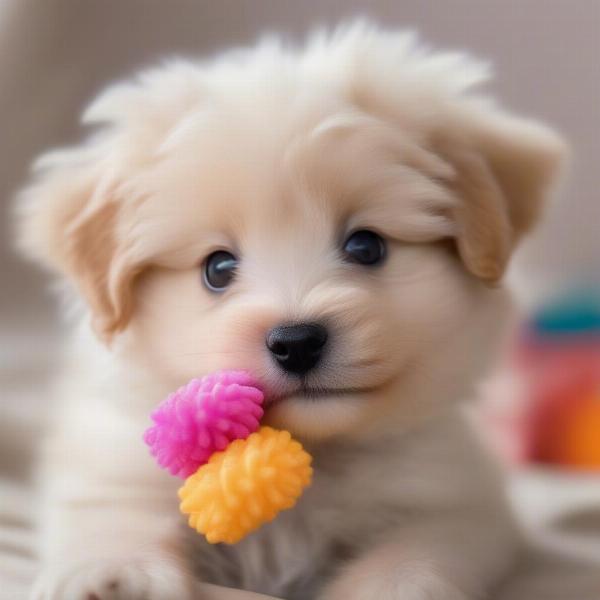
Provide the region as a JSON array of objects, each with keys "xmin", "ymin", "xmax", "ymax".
[
  {"xmin": 343, "ymin": 230, "xmax": 386, "ymax": 266},
  {"xmin": 203, "ymin": 250, "xmax": 238, "ymax": 291}
]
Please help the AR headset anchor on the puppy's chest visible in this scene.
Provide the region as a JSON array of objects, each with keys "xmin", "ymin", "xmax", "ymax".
[{"xmin": 187, "ymin": 465, "xmax": 391, "ymax": 599}]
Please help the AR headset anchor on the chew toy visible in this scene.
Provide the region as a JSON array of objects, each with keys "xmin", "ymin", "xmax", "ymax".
[
  {"xmin": 144, "ymin": 371, "xmax": 264, "ymax": 478},
  {"xmin": 144, "ymin": 370, "xmax": 313, "ymax": 544},
  {"xmin": 179, "ymin": 427, "xmax": 312, "ymax": 544}
]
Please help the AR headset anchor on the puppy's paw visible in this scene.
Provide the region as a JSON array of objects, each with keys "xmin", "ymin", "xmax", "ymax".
[{"xmin": 30, "ymin": 556, "xmax": 196, "ymax": 600}]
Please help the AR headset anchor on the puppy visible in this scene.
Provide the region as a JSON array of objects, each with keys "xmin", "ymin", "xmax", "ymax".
[{"xmin": 17, "ymin": 22, "xmax": 566, "ymax": 600}]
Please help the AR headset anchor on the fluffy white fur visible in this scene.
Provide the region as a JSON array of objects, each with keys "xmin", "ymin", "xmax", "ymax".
[{"xmin": 17, "ymin": 22, "xmax": 566, "ymax": 600}]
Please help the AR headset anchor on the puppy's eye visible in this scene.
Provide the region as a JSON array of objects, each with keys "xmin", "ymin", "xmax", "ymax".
[
  {"xmin": 203, "ymin": 250, "xmax": 238, "ymax": 291},
  {"xmin": 343, "ymin": 230, "xmax": 386, "ymax": 266}
]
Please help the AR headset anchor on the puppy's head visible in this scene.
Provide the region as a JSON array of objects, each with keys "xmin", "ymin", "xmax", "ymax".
[{"xmin": 17, "ymin": 23, "xmax": 566, "ymax": 441}]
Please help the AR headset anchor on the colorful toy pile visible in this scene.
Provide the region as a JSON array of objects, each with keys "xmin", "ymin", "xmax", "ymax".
[
  {"xmin": 144, "ymin": 371, "xmax": 313, "ymax": 544},
  {"xmin": 517, "ymin": 288, "xmax": 600, "ymax": 470}
]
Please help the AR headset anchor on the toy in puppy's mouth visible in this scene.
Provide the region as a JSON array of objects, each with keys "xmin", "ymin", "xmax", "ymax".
[{"xmin": 144, "ymin": 370, "xmax": 313, "ymax": 544}]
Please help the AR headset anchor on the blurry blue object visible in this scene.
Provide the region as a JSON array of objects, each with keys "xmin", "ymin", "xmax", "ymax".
[{"xmin": 532, "ymin": 287, "xmax": 600, "ymax": 336}]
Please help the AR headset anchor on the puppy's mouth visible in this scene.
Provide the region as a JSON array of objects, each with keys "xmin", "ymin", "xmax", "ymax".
[{"xmin": 268, "ymin": 384, "xmax": 380, "ymax": 403}]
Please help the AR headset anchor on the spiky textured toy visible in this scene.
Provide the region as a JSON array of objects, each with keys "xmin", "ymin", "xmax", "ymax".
[
  {"xmin": 180, "ymin": 427, "xmax": 312, "ymax": 544},
  {"xmin": 144, "ymin": 371, "xmax": 313, "ymax": 544},
  {"xmin": 144, "ymin": 371, "xmax": 265, "ymax": 478}
]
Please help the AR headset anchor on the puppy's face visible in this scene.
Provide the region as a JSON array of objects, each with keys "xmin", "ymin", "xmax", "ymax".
[
  {"xmin": 122, "ymin": 108, "xmax": 497, "ymax": 439},
  {"xmin": 18, "ymin": 27, "xmax": 566, "ymax": 441}
]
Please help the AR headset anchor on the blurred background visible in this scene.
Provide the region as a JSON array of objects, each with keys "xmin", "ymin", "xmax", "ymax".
[{"xmin": 0, "ymin": 1, "xmax": 599, "ymax": 598}]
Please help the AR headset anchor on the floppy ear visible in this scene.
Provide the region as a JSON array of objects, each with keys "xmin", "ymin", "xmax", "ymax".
[
  {"xmin": 17, "ymin": 149, "xmax": 142, "ymax": 340},
  {"xmin": 435, "ymin": 108, "xmax": 567, "ymax": 282}
]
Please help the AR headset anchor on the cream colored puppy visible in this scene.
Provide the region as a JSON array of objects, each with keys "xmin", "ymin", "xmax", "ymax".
[{"xmin": 18, "ymin": 22, "xmax": 565, "ymax": 600}]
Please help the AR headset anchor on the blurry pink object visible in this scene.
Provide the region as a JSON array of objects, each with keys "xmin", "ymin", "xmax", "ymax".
[{"xmin": 143, "ymin": 370, "xmax": 264, "ymax": 478}]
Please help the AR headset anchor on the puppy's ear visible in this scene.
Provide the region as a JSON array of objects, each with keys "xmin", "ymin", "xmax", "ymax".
[
  {"xmin": 436, "ymin": 108, "xmax": 567, "ymax": 282},
  {"xmin": 17, "ymin": 150, "xmax": 142, "ymax": 340}
]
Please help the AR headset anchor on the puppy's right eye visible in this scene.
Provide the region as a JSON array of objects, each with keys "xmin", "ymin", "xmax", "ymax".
[
  {"xmin": 343, "ymin": 230, "xmax": 386, "ymax": 266},
  {"xmin": 203, "ymin": 250, "xmax": 238, "ymax": 292}
]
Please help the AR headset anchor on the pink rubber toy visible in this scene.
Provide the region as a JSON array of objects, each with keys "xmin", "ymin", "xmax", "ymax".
[{"xmin": 143, "ymin": 370, "xmax": 264, "ymax": 478}]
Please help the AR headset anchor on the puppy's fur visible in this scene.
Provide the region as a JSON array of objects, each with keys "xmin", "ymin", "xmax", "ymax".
[{"xmin": 18, "ymin": 22, "xmax": 565, "ymax": 600}]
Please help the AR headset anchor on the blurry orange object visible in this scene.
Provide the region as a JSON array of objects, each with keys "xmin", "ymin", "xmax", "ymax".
[{"xmin": 555, "ymin": 392, "xmax": 600, "ymax": 468}]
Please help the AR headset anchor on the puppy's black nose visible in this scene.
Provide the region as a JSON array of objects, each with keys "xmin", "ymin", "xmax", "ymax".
[{"xmin": 266, "ymin": 323, "xmax": 328, "ymax": 375}]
